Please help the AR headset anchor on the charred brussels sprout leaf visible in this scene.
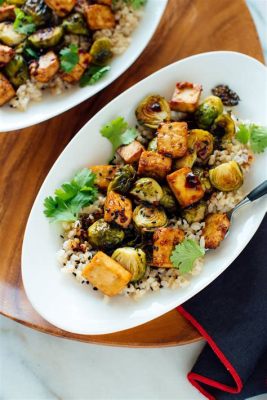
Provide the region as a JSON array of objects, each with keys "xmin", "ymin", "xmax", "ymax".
[
  {"xmin": 209, "ymin": 160, "xmax": 243, "ymax": 192},
  {"xmin": 88, "ymin": 219, "xmax": 125, "ymax": 248},
  {"xmin": 112, "ymin": 247, "xmax": 146, "ymax": 281},
  {"xmin": 135, "ymin": 95, "xmax": 171, "ymax": 129}
]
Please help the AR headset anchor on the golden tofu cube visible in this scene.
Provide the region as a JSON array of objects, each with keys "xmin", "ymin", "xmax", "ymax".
[
  {"xmin": 0, "ymin": 5, "xmax": 15, "ymax": 22},
  {"xmin": 82, "ymin": 251, "xmax": 132, "ymax": 296},
  {"xmin": 44, "ymin": 0, "xmax": 76, "ymax": 17},
  {"xmin": 61, "ymin": 51, "xmax": 92, "ymax": 83},
  {"xmin": 0, "ymin": 44, "xmax": 14, "ymax": 66},
  {"xmin": 117, "ymin": 140, "xmax": 145, "ymax": 164},
  {"xmin": 0, "ymin": 72, "xmax": 15, "ymax": 106},
  {"xmin": 157, "ymin": 122, "xmax": 188, "ymax": 158},
  {"xmin": 167, "ymin": 167, "xmax": 204, "ymax": 208},
  {"xmin": 104, "ymin": 190, "xmax": 132, "ymax": 228},
  {"xmin": 153, "ymin": 227, "xmax": 185, "ymax": 268},
  {"xmin": 170, "ymin": 82, "xmax": 202, "ymax": 113},
  {"xmin": 85, "ymin": 4, "xmax": 115, "ymax": 30},
  {"xmin": 30, "ymin": 51, "xmax": 59, "ymax": 83},
  {"xmin": 137, "ymin": 151, "xmax": 172, "ymax": 180},
  {"xmin": 90, "ymin": 165, "xmax": 118, "ymax": 191},
  {"xmin": 203, "ymin": 213, "xmax": 230, "ymax": 249}
]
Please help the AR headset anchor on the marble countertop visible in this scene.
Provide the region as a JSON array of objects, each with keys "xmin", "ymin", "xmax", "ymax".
[{"xmin": 1, "ymin": 1, "xmax": 266, "ymax": 399}]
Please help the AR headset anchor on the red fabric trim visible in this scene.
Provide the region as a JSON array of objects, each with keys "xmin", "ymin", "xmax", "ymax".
[{"xmin": 178, "ymin": 305, "xmax": 243, "ymax": 399}]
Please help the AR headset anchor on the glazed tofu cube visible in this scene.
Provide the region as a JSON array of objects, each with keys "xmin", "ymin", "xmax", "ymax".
[
  {"xmin": 203, "ymin": 213, "xmax": 230, "ymax": 249},
  {"xmin": 85, "ymin": 4, "xmax": 115, "ymax": 30},
  {"xmin": 153, "ymin": 227, "xmax": 185, "ymax": 268},
  {"xmin": 117, "ymin": 140, "xmax": 145, "ymax": 164},
  {"xmin": 0, "ymin": 5, "xmax": 15, "ymax": 22},
  {"xmin": 157, "ymin": 122, "xmax": 188, "ymax": 158},
  {"xmin": 0, "ymin": 44, "xmax": 14, "ymax": 66},
  {"xmin": 137, "ymin": 151, "xmax": 172, "ymax": 180},
  {"xmin": 0, "ymin": 72, "xmax": 15, "ymax": 106},
  {"xmin": 82, "ymin": 251, "xmax": 132, "ymax": 296},
  {"xmin": 61, "ymin": 51, "xmax": 92, "ymax": 83},
  {"xmin": 167, "ymin": 167, "xmax": 204, "ymax": 208},
  {"xmin": 90, "ymin": 165, "xmax": 118, "ymax": 191},
  {"xmin": 170, "ymin": 82, "xmax": 202, "ymax": 113},
  {"xmin": 104, "ymin": 190, "xmax": 132, "ymax": 228},
  {"xmin": 29, "ymin": 51, "xmax": 59, "ymax": 83},
  {"xmin": 44, "ymin": 0, "xmax": 76, "ymax": 17}
]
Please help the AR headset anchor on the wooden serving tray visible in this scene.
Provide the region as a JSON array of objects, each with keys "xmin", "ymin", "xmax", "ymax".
[{"xmin": 0, "ymin": 0, "xmax": 264, "ymax": 347}]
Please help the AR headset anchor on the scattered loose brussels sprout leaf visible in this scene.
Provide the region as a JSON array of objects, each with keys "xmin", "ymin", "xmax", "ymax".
[
  {"xmin": 209, "ymin": 160, "xmax": 243, "ymax": 191},
  {"xmin": 88, "ymin": 218, "xmax": 125, "ymax": 248},
  {"xmin": 182, "ymin": 201, "xmax": 206, "ymax": 224},
  {"xmin": 192, "ymin": 166, "xmax": 212, "ymax": 193},
  {"xmin": 174, "ymin": 150, "xmax": 197, "ymax": 169},
  {"xmin": 108, "ymin": 165, "xmax": 136, "ymax": 194},
  {"xmin": 147, "ymin": 137, "xmax": 157, "ymax": 152},
  {"xmin": 135, "ymin": 94, "xmax": 171, "ymax": 129},
  {"xmin": 22, "ymin": 0, "xmax": 52, "ymax": 27},
  {"xmin": 159, "ymin": 185, "xmax": 177, "ymax": 211},
  {"xmin": 133, "ymin": 205, "xmax": 167, "ymax": 231},
  {"xmin": 195, "ymin": 95, "xmax": 223, "ymax": 129},
  {"xmin": 90, "ymin": 37, "xmax": 112, "ymax": 66},
  {"xmin": 130, "ymin": 177, "xmax": 163, "ymax": 204},
  {"xmin": 112, "ymin": 247, "xmax": 146, "ymax": 281},
  {"xmin": 62, "ymin": 13, "xmax": 89, "ymax": 35},
  {"xmin": 0, "ymin": 22, "xmax": 26, "ymax": 46},
  {"xmin": 211, "ymin": 113, "xmax": 235, "ymax": 143},
  {"xmin": 28, "ymin": 26, "xmax": 63, "ymax": 48},
  {"xmin": 5, "ymin": 54, "xmax": 28, "ymax": 87},
  {"xmin": 188, "ymin": 129, "xmax": 214, "ymax": 163}
]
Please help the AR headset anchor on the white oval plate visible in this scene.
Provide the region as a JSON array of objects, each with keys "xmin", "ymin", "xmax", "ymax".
[
  {"xmin": 0, "ymin": 0, "xmax": 167, "ymax": 132},
  {"xmin": 22, "ymin": 52, "xmax": 267, "ymax": 335}
]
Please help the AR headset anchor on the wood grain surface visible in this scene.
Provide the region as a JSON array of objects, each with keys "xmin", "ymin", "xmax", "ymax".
[{"xmin": 0, "ymin": 0, "xmax": 264, "ymax": 347}]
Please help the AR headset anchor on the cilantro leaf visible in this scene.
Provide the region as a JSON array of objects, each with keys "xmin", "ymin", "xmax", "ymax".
[
  {"xmin": 79, "ymin": 65, "xmax": 110, "ymax": 87},
  {"xmin": 13, "ymin": 8, "xmax": 36, "ymax": 35},
  {"xmin": 100, "ymin": 117, "xmax": 138, "ymax": 154},
  {"xmin": 235, "ymin": 124, "xmax": 250, "ymax": 144},
  {"xmin": 59, "ymin": 44, "xmax": 79, "ymax": 73},
  {"xmin": 24, "ymin": 47, "xmax": 39, "ymax": 59},
  {"xmin": 170, "ymin": 239, "xmax": 205, "ymax": 275},
  {"xmin": 43, "ymin": 169, "xmax": 98, "ymax": 222},
  {"xmin": 236, "ymin": 123, "xmax": 267, "ymax": 153}
]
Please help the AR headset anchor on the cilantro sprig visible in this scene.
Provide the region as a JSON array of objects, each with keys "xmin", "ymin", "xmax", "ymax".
[
  {"xmin": 100, "ymin": 117, "xmax": 138, "ymax": 154},
  {"xmin": 43, "ymin": 169, "xmax": 98, "ymax": 222},
  {"xmin": 236, "ymin": 123, "xmax": 267, "ymax": 153},
  {"xmin": 13, "ymin": 8, "xmax": 36, "ymax": 35},
  {"xmin": 59, "ymin": 44, "xmax": 79, "ymax": 73},
  {"xmin": 79, "ymin": 65, "xmax": 110, "ymax": 87},
  {"xmin": 170, "ymin": 239, "xmax": 205, "ymax": 275}
]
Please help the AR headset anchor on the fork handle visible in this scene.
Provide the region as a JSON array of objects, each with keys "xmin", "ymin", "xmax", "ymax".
[{"xmin": 247, "ymin": 180, "xmax": 267, "ymax": 202}]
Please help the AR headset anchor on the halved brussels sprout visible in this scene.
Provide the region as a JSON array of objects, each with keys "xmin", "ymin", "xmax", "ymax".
[
  {"xmin": 23, "ymin": 0, "xmax": 52, "ymax": 26},
  {"xmin": 62, "ymin": 13, "xmax": 89, "ymax": 35},
  {"xmin": 209, "ymin": 160, "xmax": 243, "ymax": 191},
  {"xmin": 135, "ymin": 95, "xmax": 171, "ymax": 129},
  {"xmin": 90, "ymin": 37, "xmax": 112, "ymax": 66},
  {"xmin": 108, "ymin": 165, "xmax": 136, "ymax": 194},
  {"xmin": 130, "ymin": 177, "xmax": 163, "ymax": 204},
  {"xmin": 0, "ymin": 22, "xmax": 26, "ymax": 46},
  {"xmin": 211, "ymin": 113, "xmax": 235, "ymax": 142},
  {"xmin": 88, "ymin": 218, "xmax": 125, "ymax": 248},
  {"xmin": 112, "ymin": 247, "xmax": 146, "ymax": 282},
  {"xmin": 195, "ymin": 95, "xmax": 223, "ymax": 129},
  {"xmin": 159, "ymin": 185, "xmax": 176, "ymax": 210},
  {"xmin": 192, "ymin": 166, "xmax": 212, "ymax": 193},
  {"xmin": 133, "ymin": 205, "xmax": 167, "ymax": 231},
  {"xmin": 147, "ymin": 137, "xmax": 157, "ymax": 152},
  {"xmin": 28, "ymin": 26, "xmax": 63, "ymax": 48},
  {"xmin": 188, "ymin": 129, "xmax": 214, "ymax": 163},
  {"xmin": 182, "ymin": 201, "xmax": 207, "ymax": 224},
  {"xmin": 174, "ymin": 150, "xmax": 197, "ymax": 169},
  {"xmin": 5, "ymin": 54, "xmax": 28, "ymax": 87}
]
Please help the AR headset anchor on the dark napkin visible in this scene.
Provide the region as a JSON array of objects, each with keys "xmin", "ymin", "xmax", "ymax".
[{"xmin": 178, "ymin": 214, "xmax": 267, "ymax": 400}]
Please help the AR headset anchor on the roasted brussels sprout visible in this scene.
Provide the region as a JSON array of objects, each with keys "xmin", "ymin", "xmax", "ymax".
[
  {"xmin": 23, "ymin": 0, "xmax": 52, "ymax": 26},
  {"xmin": 182, "ymin": 201, "xmax": 207, "ymax": 223},
  {"xmin": 5, "ymin": 54, "xmax": 28, "ymax": 87},
  {"xmin": 135, "ymin": 95, "xmax": 171, "ymax": 129},
  {"xmin": 195, "ymin": 95, "xmax": 223, "ymax": 129},
  {"xmin": 90, "ymin": 37, "xmax": 112, "ymax": 66},
  {"xmin": 88, "ymin": 218, "xmax": 125, "ymax": 248},
  {"xmin": 28, "ymin": 26, "xmax": 63, "ymax": 48},
  {"xmin": 147, "ymin": 137, "xmax": 157, "ymax": 152},
  {"xmin": 0, "ymin": 22, "xmax": 26, "ymax": 46},
  {"xmin": 62, "ymin": 13, "xmax": 89, "ymax": 35},
  {"xmin": 174, "ymin": 150, "xmax": 197, "ymax": 169},
  {"xmin": 159, "ymin": 185, "xmax": 177, "ymax": 211},
  {"xmin": 112, "ymin": 247, "xmax": 146, "ymax": 281},
  {"xmin": 188, "ymin": 129, "xmax": 214, "ymax": 163},
  {"xmin": 192, "ymin": 166, "xmax": 212, "ymax": 193},
  {"xmin": 211, "ymin": 113, "xmax": 236, "ymax": 142},
  {"xmin": 133, "ymin": 205, "xmax": 167, "ymax": 231},
  {"xmin": 108, "ymin": 165, "xmax": 136, "ymax": 194},
  {"xmin": 130, "ymin": 177, "xmax": 163, "ymax": 204},
  {"xmin": 209, "ymin": 160, "xmax": 243, "ymax": 191}
]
